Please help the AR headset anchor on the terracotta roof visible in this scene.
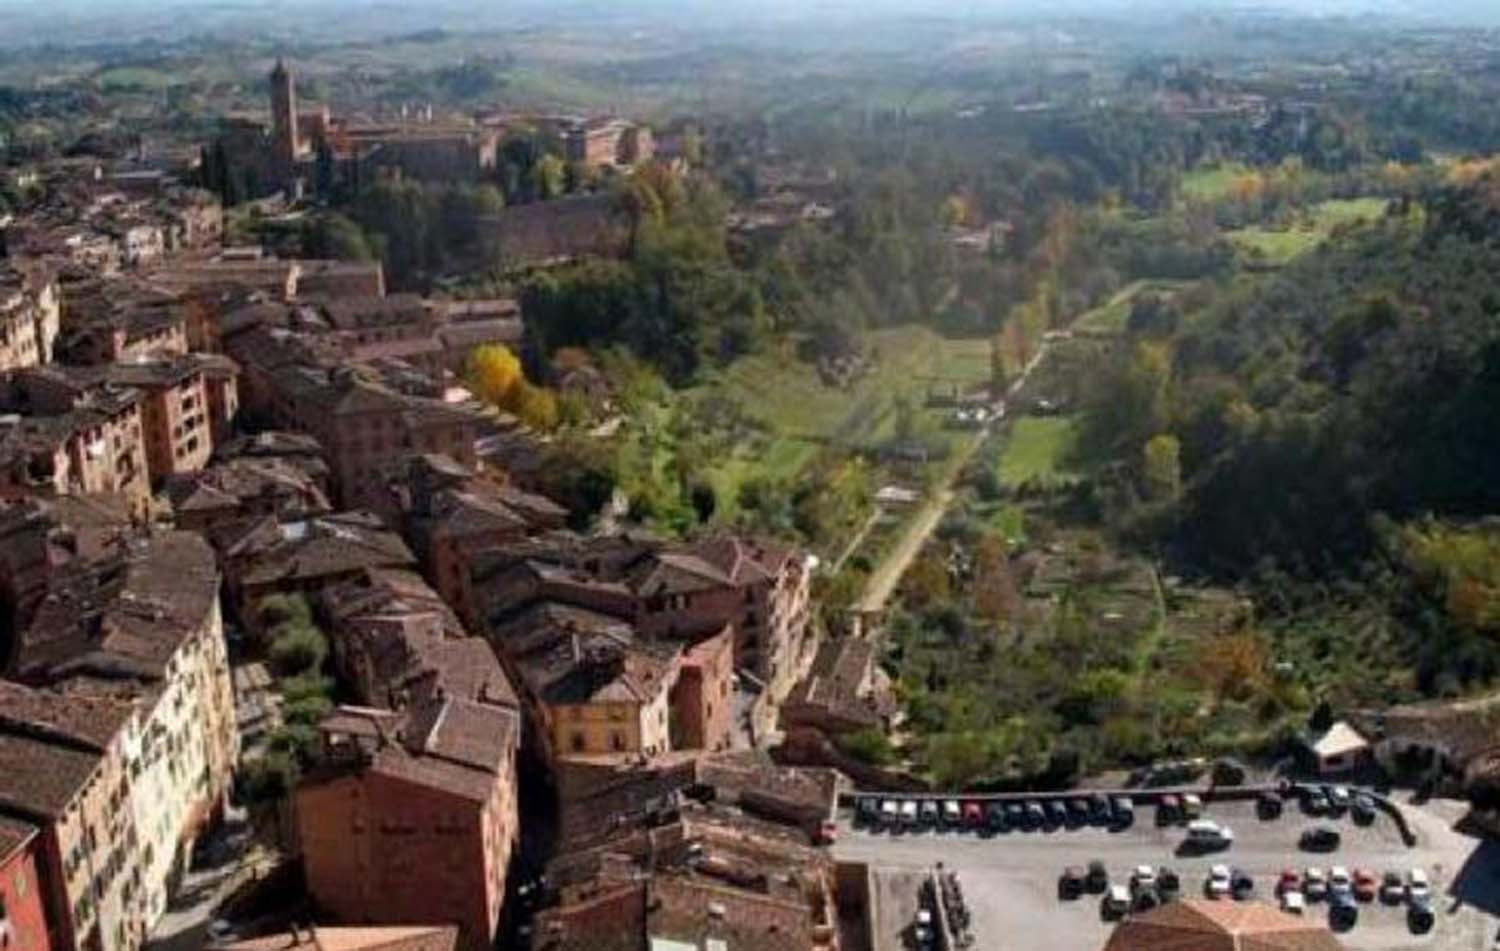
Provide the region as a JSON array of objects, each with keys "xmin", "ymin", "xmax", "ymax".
[
  {"xmin": 18, "ymin": 531, "xmax": 220, "ymax": 684},
  {"xmin": 216, "ymin": 925, "xmax": 458, "ymax": 951},
  {"xmin": 231, "ymin": 512, "xmax": 415, "ymax": 588},
  {"xmin": 0, "ymin": 730, "xmax": 104, "ymax": 819},
  {"xmin": 1102, "ymin": 900, "xmax": 1347, "ymax": 951},
  {"xmin": 0, "ymin": 814, "xmax": 38, "ymax": 867},
  {"xmin": 0, "ymin": 680, "xmax": 134, "ymax": 751}
]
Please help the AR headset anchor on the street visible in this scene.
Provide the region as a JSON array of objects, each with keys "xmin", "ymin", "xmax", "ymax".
[{"xmin": 835, "ymin": 797, "xmax": 1500, "ymax": 951}]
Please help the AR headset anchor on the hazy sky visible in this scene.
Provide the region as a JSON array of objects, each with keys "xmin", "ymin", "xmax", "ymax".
[{"xmin": 0, "ymin": 0, "xmax": 1494, "ymax": 38}]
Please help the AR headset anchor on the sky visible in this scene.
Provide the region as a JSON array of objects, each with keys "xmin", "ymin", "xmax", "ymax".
[{"xmin": 0, "ymin": 0, "xmax": 1494, "ymax": 42}]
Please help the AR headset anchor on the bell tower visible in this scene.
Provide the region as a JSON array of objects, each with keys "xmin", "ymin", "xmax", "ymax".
[{"xmin": 269, "ymin": 57, "xmax": 301, "ymax": 174}]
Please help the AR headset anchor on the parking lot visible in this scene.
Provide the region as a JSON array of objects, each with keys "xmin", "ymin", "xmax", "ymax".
[{"xmin": 835, "ymin": 792, "xmax": 1500, "ymax": 951}]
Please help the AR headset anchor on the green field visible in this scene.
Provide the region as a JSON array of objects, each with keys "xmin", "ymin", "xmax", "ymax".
[
  {"xmin": 1228, "ymin": 198, "xmax": 1389, "ymax": 266},
  {"xmin": 998, "ymin": 416, "xmax": 1079, "ymax": 488},
  {"xmin": 1073, "ymin": 279, "xmax": 1193, "ymax": 334},
  {"xmin": 1182, "ymin": 162, "xmax": 1252, "ymax": 201},
  {"xmin": 692, "ymin": 326, "xmax": 995, "ymax": 507}
]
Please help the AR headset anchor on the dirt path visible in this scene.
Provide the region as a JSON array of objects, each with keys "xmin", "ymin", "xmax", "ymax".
[{"xmin": 854, "ymin": 341, "xmax": 1052, "ymax": 614}]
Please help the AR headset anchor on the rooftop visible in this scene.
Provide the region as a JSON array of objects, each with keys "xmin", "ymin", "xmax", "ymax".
[
  {"xmin": 17, "ymin": 531, "xmax": 220, "ymax": 684},
  {"xmin": 216, "ymin": 925, "xmax": 459, "ymax": 951},
  {"xmin": 1101, "ymin": 899, "xmax": 1346, "ymax": 951}
]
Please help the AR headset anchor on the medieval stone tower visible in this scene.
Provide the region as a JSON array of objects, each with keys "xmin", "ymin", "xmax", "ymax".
[{"xmin": 269, "ymin": 58, "xmax": 301, "ymax": 175}]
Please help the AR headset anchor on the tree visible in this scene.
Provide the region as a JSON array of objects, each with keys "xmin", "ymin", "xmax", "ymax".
[
  {"xmin": 307, "ymin": 213, "xmax": 374, "ymax": 261},
  {"xmin": 903, "ymin": 550, "xmax": 951, "ymax": 610},
  {"xmin": 531, "ymin": 154, "xmax": 566, "ymax": 201},
  {"xmin": 468, "ymin": 344, "xmax": 524, "ymax": 407},
  {"xmin": 1142, "ymin": 433, "xmax": 1182, "ymax": 503}
]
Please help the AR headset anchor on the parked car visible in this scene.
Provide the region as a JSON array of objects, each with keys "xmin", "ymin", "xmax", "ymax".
[
  {"xmin": 1157, "ymin": 867, "xmax": 1181, "ymax": 900},
  {"xmin": 1086, "ymin": 860, "xmax": 1109, "ymax": 894},
  {"xmin": 1101, "ymin": 885, "xmax": 1131, "ymax": 920},
  {"xmin": 1112, "ymin": 796, "xmax": 1135, "ymax": 829},
  {"xmin": 1276, "ymin": 869, "xmax": 1302, "ymax": 896},
  {"xmin": 1067, "ymin": 798, "xmax": 1092, "ymax": 825},
  {"xmin": 1181, "ymin": 793, "xmax": 1204, "ymax": 819},
  {"xmin": 919, "ymin": 800, "xmax": 940, "ymax": 827},
  {"xmin": 1326, "ymin": 785, "xmax": 1353, "ymax": 814},
  {"xmin": 1004, "ymin": 802, "xmax": 1025, "ymax": 828},
  {"xmin": 857, "ymin": 797, "xmax": 880, "ymax": 826},
  {"xmin": 1205, "ymin": 865, "xmax": 1232, "ymax": 900},
  {"xmin": 985, "ymin": 801, "xmax": 1008, "ymax": 831},
  {"xmin": 1024, "ymin": 801, "xmax": 1046, "ymax": 830},
  {"xmin": 900, "ymin": 800, "xmax": 919, "ymax": 828},
  {"xmin": 1302, "ymin": 788, "xmax": 1330, "ymax": 815},
  {"xmin": 941, "ymin": 799, "xmax": 961, "ymax": 826},
  {"xmin": 1330, "ymin": 890, "xmax": 1359, "ymax": 930},
  {"xmin": 914, "ymin": 908, "xmax": 935, "ymax": 949},
  {"xmin": 1299, "ymin": 826, "xmax": 1341, "ymax": 852},
  {"xmin": 1408, "ymin": 903, "xmax": 1436, "ymax": 935},
  {"xmin": 1130, "ymin": 865, "xmax": 1158, "ymax": 895},
  {"xmin": 1257, "ymin": 790, "xmax": 1284, "ymax": 820},
  {"xmin": 1352, "ymin": 793, "xmax": 1377, "ymax": 826},
  {"xmin": 1353, "ymin": 869, "xmax": 1379, "ymax": 903},
  {"xmin": 1088, "ymin": 793, "xmax": 1112, "ymax": 825},
  {"xmin": 1231, "ymin": 869, "xmax": 1255, "ymax": 901},
  {"xmin": 1329, "ymin": 866, "xmax": 1352, "ymax": 900},
  {"xmin": 963, "ymin": 800, "xmax": 985, "ymax": 828},
  {"xmin": 1281, "ymin": 890, "xmax": 1306, "ymax": 914},
  {"xmin": 1158, "ymin": 794, "xmax": 1182, "ymax": 826},
  {"xmin": 1407, "ymin": 868, "xmax": 1432, "ymax": 904},
  {"xmin": 882, "ymin": 799, "xmax": 901, "ymax": 827},
  {"xmin": 1185, "ymin": 819, "xmax": 1234, "ymax": 850},
  {"xmin": 1045, "ymin": 799, "xmax": 1069, "ymax": 827},
  {"xmin": 1132, "ymin": 887, "xmax": 1161, "ymax": 913},
  {"xmin": 1380, "ymin": 870, "xmax": 1405, "ymax": 904},
  {"xmin": 1213, "ymin": 757, "xmax": 1248, "ymax": 786},
  {"xmin": 816, "ymin": 819, "xmax": 839, "ymax": 845},
  {"xmin": 1059, "ymin": 866, "xmax": 1086, "ymax": 900},
  {"xmin": 1303, "ymin": 868, "xmax": 1329, "ymax": 902}
]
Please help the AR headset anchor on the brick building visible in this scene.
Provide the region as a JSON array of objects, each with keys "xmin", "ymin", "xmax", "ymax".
[
  {"xmin": 0, "ymin": 369, "xmax": 150, "ymax": 511},
  {"xmin": 0, "ymin": 816, "xmax": 53, "ymax": 951},
  {"xmin": 103, "ymin": 354, "xmax": 237, "ymax": 481},
  {"xmin": 396, "ymin": 454, "xmax": 567, "ymax": 630},
  {"xmin": 163, "ymin": 455, "xmax": 331, "ymax": 534},
  {"xmin": 296, "ymin": 698, "xmax": 520, "ymax": 951},
  {"xmin": 0, "ymin": 493, "xmax": 132, "ymax": 648},
  {"xmin": 671, "ymin": 628, "xmax": 735, "ymax": 753},
  {"xmin": 261, "ymin": 365, "xmax": 492, "ymax": 517},
  {"xmin": 210, "ymin": 511, "xmax": 416, "ymax": 628},
  {"xmin": 215, "ymin": 925, "xmax": 459, "ymax": 951}
]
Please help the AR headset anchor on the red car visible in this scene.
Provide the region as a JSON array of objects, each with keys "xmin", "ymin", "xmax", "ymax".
[
  {"xmin": 815, "ymin": 819, "xmax": 838, "ymax": 845},
  {"xmin": 962, "ymin": 801, "xmax": 985, "ymax": 827},
  {"xmin": 1352, "ymin": 868, "xmax": 1379, "ymax": 902},
  {"xmin": 1276, "ymin": 868, "xmax": 1302, "ymax": 895}
]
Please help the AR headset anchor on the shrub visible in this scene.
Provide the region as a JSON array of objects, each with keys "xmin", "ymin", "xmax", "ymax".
[
  {"xmin": 835, "ymin": 728, "xmax": 896, "ymax": 767},
  {"xmin": 269, "ymin": 622, "xmax": 328, "ymax": 677}
]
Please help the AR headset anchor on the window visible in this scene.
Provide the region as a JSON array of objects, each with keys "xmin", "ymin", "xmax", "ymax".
[
  {"xmin": 570, "ymin": 732, "xmax": 585, "ymax": 753},
  {"xmin": 610, "ymin": 732, "xmax": 626, "ymax": 752}
]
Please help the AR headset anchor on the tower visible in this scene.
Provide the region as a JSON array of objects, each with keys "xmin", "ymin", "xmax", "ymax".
[{"xmin": 269, "ymin": 58, "xmax": 301, "ymax": 175}]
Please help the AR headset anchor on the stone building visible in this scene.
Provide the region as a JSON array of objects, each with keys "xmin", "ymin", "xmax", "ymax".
[
  {"xmin": 12, "ymin": 532, "xmax": 240, "ymax": 928},
  {"xmin": 0, "ymin": 264, "xmax": 60, "ymax": 373},
  {"xmin": 0, "ymin": 369, "xmax": 151, "ymax": 511},
  {"xmin": 0, "ymin": 684, "xmax": 145, "ymax": 951}
]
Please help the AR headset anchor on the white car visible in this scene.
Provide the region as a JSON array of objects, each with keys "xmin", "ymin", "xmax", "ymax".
[
  {"xmin": 1329, "ymin": 867, "xmax": 1352, "ymax": 899},
  {"xmin": 1186, "ymin": 819, "xmax": 1234, "ymax": 848},
  {"xmin": 914, "ymin": 909, "xmax": 935, "ymax": 949},
  {"xmin": 1281, "ymin": 890, "xmax": 1306, "ymax": 914},
  {"xmin": 1132, "ymin": 865, "xmax": 1158, "ymax": 891},
  {"xmin": 1102, "ymin": 884, "xmax": 1132, "ymax": 918},
  {"xmin": 1407, "ymin": 868, "xmax": 1432, "ymax": 903},
  {"xmin": 1206, "ymin": 864, "xmax": 1232, "ymax": 899},
  {"xmin": 1304, "ymin": 867, "xmax": 1328, "ymax": 901}
]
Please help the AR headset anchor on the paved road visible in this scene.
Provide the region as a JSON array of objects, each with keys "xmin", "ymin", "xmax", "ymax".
[{"xmin": 836, "ymin": 798, "xmax": 1499, "ymax": 951}]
